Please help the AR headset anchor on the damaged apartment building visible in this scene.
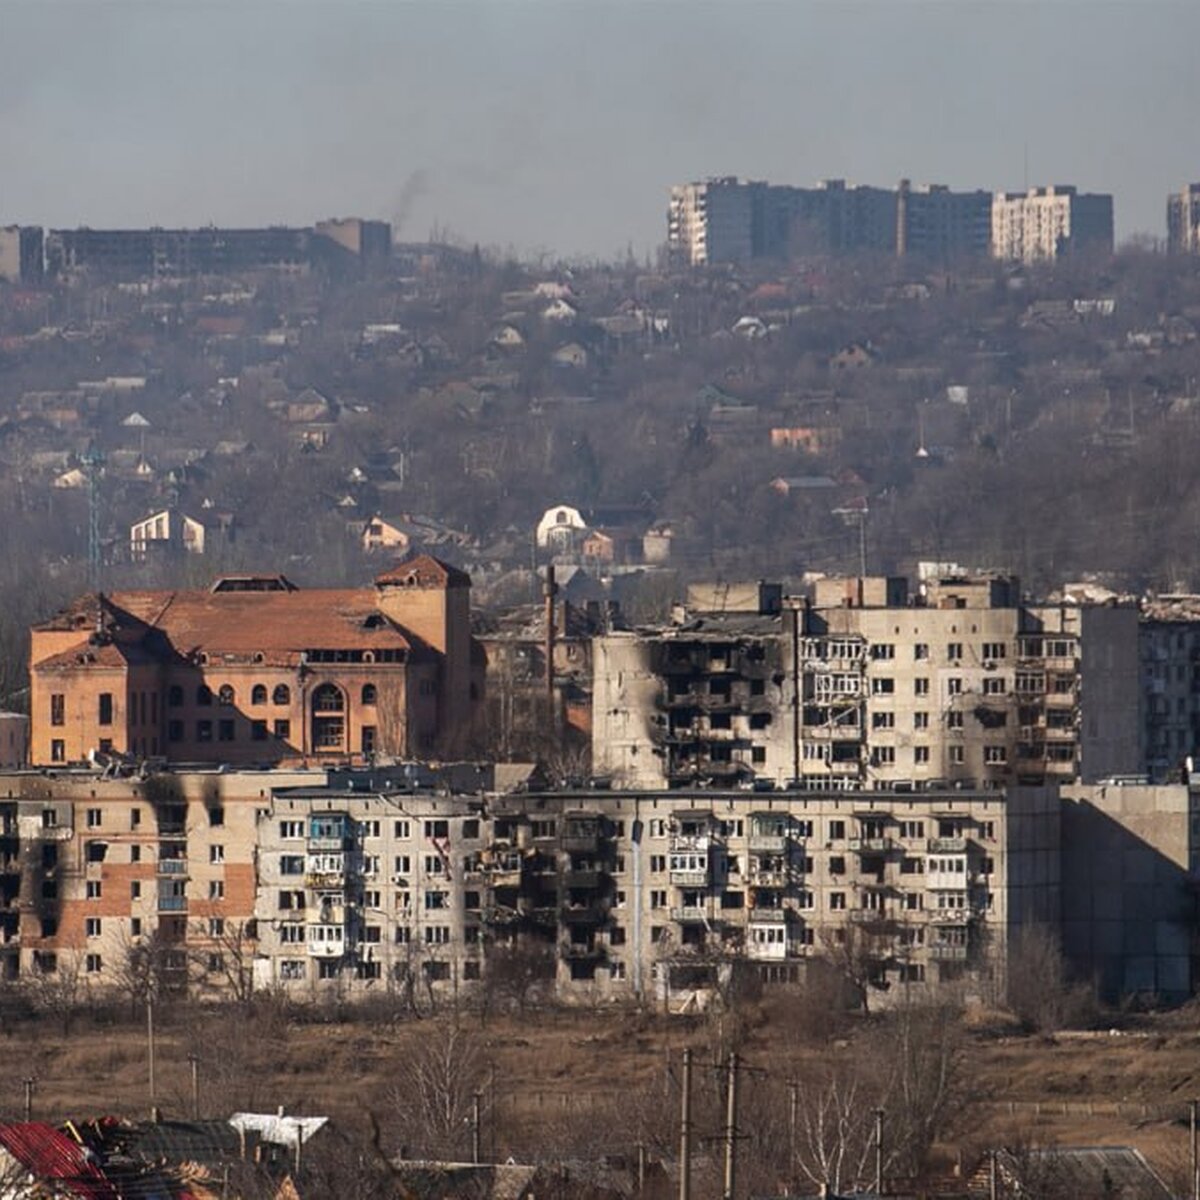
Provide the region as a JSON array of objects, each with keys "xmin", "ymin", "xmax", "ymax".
[
  {"xmin": 2, "ymin": 765, "xmax": 1198, "ymax": 1007},
  {"xmin": 593, "ymin": 572, "xmax": 1142, "ymax": 792}
]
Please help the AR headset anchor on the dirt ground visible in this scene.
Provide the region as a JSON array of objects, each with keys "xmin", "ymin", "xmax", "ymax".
[{"xmin": 3, "ymin": 999, "xmax": 1200, "ymax": 1184}]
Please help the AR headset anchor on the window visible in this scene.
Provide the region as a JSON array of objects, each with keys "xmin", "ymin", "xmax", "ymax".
[
  {"xmin": 274, "ymin": 719, "xmax": 291, "ymax": 741},
  {"xmin": 424, "ymin": 926, "xmax": 450, "ymax": 945},
  {"xmin": 280, "ymin": 960, "xmax": 306, "ymax": 980},
  {"xmin": 280, "ymin": 925, "xmax": 304, "ymax": 944},
  {"xmin": 395, "ymin": 926, "xmax": 411, "ymax": 944},
  {"xmin": 947, "ymin": 711, "xmax": 964, "ymax": 729},
  {"xmin": 425, "ymin": 891, "xmax": 448, "ymax": 910},
  {"xmin": 982, "ymin": 643, "xmax": 1007, "ymax": 661},
  {"xmin": 949, "ymin": 746, "xmax": 965, "ymax": 765},
  {"xmin": 361, "ymin": 684, "xmax": 377, "ymax": 705},
  {"xmin": 50, "ymin": 694, "xmax": 65, "ymax": 726},
  {"xmin": 168, "ymin": 685, "xmax": 184, "ymax": 707},
  {"xmin": 131, "ymin": 881, "xmax": 141, "ymax": 899},
  {"xmin": 252, "ymin": 684, "xmax": 268, "ymax": 705},
  {"xmin": 914, "ymin": 746, "xmax": 930, "ymax": 764},
  {"xmin": 86, "ymin": 954, "xmax": 102, "ymax": 974},
  {"xmin": 914, "ymin": 643, "xmax": 929, "ymax": 661},
  {"xmin": 252, "ymin": 720, "xmax": 268, "ymax": 741},
  {"xmin": 209, "ymin": 917, "xmax": 225, "ymax": 936},
  {"xmin": 829, "ymin": 820, "xmax": 845, "ymax": 840},
  {"xmin": 425, "ymin": 819, "xmax": 451, "ymax": 840},
  {"xmin": 50, "ymin": 739, "xmax": 65, "ymax": 763},
  {"xmin": 871, "ymin": 678, "xmax": 895, "ymax": 695},
  {"xmin": 948, "ymin": 677, "xmax": 963, "ymax": 695},
  {"xmin": 130, "ymin": 845, "xmax": 141, "ymax": 863},
  {"xmin": 210, "ymin": 845, "xmax": 225, "ymax": 864},
  {"xmin": 197, "ymin": 720, "xmax": 213, "ymax": 742},
  {"xmin": 278, "ymin": 890, "xmax": 305, "ymax": 911},
  {"xmin": 872, "ymin": 747, "xmax": 896, "ymax": 766},
  {"xmin": 751, "ymin": 746, "xmax": 766, "ymax": 764},
  {"xmin": 167, "ymin": 720, "xmax": 184, "ymax": 743},
  {"xmin": 394, "ymin": 820, "xmax": 410, "ymax": 838},
  {"xmin": 86, "ymin": 880, "xmax": 102, "ymax": 899},
  {"xmin": 98, "ymin": 693, "xmax": 113, "ymax": 725},
  {"xmin": 280, "ymin": 854, "xmax": 304, "ymax": 875},
  {"xmin": 393, "ymin": 854, "xmax": 411, "ymax": 876},
  {"xmin": 870, "ymin": 644, "xmax": 895, "ymax": 660},
  {"xmin": 830, "ymin": 892, "xmax": 846, "ymax": 910},
  {"xmin": 361, "ymin": 726, "xmax": 377, "ymax": 755},
  {"xmin": 218, "ymin": 720, "xmax": 235, "ymax": 742},
  {"xmin": 872, "ymin": 712, "xmax": 895, "ymax": 730},
  {"xmin": 197, "ymin": 685, "xmax": 212, "ymax": 707},
  {"xmin": 914, "ymin": 678, "xmax": 930, "ymax": 696},
  {"xmin": 983, "ymin": 677, "xmax": 1006, "ymax": 695},
  {"xmin": 86, "ymin": 918, "xmax": 102, "ymax": 938},
  {"xmin": 947, "ymin": 643, "xmax": 963, "ymax": 661},
  {"xmin": 361, "ymin": 820, "xmax": 381, "ymax": 838},
  {"xmin": 984, "ymin": 745, "xmax": 1008, "ymax": 765},
  {"xmin": 650, "ymin": 889, "xmax": 667, "ymax": 909},
  {"xmin": 218, "ymin": 685, "xmax": 235, "ymax": 706},
  {"xmin": 131, "ymin": 918, "xmax": 142, "ymax": 936},
  {"xmin": 273, "ymin": 685, "xmax": 291, "ymax": 705},
  {"xmin": 87, "ymin": 808, "xmax": 102, "ymax": 828}
]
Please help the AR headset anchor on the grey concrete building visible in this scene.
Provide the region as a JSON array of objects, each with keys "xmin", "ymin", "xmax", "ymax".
[{"xmin": 1061, "ymin": 782, "xmax": 1200, "ymax": 1001}]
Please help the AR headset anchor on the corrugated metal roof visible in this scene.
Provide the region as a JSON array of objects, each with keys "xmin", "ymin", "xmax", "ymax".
[{"xmin": 0, "ymin": 1122, "xmax": 119, "ymax": 1200}]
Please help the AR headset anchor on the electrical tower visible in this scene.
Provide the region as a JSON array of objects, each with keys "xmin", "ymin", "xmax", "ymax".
[{"xmin": 79, "ymin": 444, "xmax": 105, "ymax": 591}]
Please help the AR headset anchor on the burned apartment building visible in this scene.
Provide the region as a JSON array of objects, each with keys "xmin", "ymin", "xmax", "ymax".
[
  {"xmin": 0, "ymin": 767, "xmax": 317, "ymax": 989},
  {"xmin": 592, "ymin": 572, "xmax": 1141, "ymax": 792},
  {"xmin": 2, "ymin": 766, "xmax": 1197, "ymax": 1008},
  {"xmin": 248, "ymin": 780, "xmax": 1059, "ymax": 1008},
  {"xmin": 473, "ymin": 591, "xmax": 611, "ymax": 765}
]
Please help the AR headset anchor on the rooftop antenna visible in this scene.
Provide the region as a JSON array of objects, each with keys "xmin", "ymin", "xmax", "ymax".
[{"xmin": 80, "ymin": 444, "xmax": 106, "ymax": 592}]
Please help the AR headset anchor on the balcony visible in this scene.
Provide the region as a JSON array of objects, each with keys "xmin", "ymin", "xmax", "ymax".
[
  {"xmin": 927, "ymin": 837, "xmax": 968, "ymax": 854},
  {"xmin": 669, "ymin": 869, "xmax": 709, "ymax": 887},
  {"xmin": 560, "ymin": 901, "xmax": 606, "ymax": 925},
  {"xmin": 847, "ymin": 908, "xmax": 894, "ymax": 926},
  {"xmin": 670, "ymin": 834, "xmax": 713, "ymax": 852},
  {"xmin": 563, "ymin": 868, "xmax": 603, "ymax": 889},
  {"xmin": 748, "ymin": 834, "xmax": 789, "ymax": 853},
  {"xmin": 746, "ymin": 868, "xmax": 792, "ymax": 889},
  {"xmin": 928, "ymin": 943, "xmax": 969, "ymax": 961},
  {"xmin": 306, "ymin": 925, "xmax": 346, "ymax": 957},
  {"xmin": 850, "ymin": 837, "xmax": 897, "ymax": 854},
  {"xmin": 157, "ymin": 895, "xmax": 187, "ymax": 913},
  {"xmin": 562, "ymin": 831, "xmax": 601, "ymax": 855},
  {"xmin": 157, "ymin": 859, "xmax": 189, "ymax": 876},
  {"xmin": 802, "ymin": 724, "xmax": 864, "ymax": 741},
  {"xmin": 561, "ymin": 942, "xmax": 606, "ymax": 961},
  {"xmin": 306, "ymin": 836, "xmax": 347, "ymax": 852},
  {"xmin": 305, "ymin": 872, "xmax": 345, "ymax": 890},
  {"xmin": 747, "ymin": 908, "xmax": 789, "ymax": 924},
  {"xmin": 670, "ymin": 904, "xmax": 710, "ymax": 923}
]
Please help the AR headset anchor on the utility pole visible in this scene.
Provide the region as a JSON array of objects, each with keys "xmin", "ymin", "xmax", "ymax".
[
  {"xmin": 188, "ymin": 1053, "xmax": 200, "ymax": 1120},
  {"xmin": 678, "ymin": 1048, "xmax": 692, "ymax": 1200},
  {"xmin": 788, "ymin": 1080, "xmax": 798, "ymax": 1179},
  {"xmin": 989, "ymin": 1147, "xmax": 998, "ymax": 1200},
  {"xmin": 874, "ymin": 1107, "xmax": 884, "ymax": 1197},
  {"xmin": 471, "ymin": 1091, "xmax": 482, "ymax": 1165},
  {"xmin": 722, "ymin": 1053, "xmax": 739, "ymax": 1200},
  {"xmin": 23, "ymin": 1078, "xmax": 34, "ymax": 1122},
  {"xmin": 147, "ymin": 997, "xmax": 157, "ymax": 1118},
  {"xmin": 1191, "ymin": 1098, "xmax": 1198, "ymax": 1200}
]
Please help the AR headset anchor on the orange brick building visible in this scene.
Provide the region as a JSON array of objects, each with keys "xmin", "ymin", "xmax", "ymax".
[{"xmin": 29, "ymin": 556, "xmax": 482, "ymax": 768}]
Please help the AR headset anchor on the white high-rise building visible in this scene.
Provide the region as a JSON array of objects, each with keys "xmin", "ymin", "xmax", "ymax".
[{"xmin": 990, "ymin": 186, "xmax": 1113, "ymax": 263}]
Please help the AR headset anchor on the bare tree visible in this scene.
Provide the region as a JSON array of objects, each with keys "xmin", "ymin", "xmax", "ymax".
[
  {"xmin": 189, "ymin": 918, "xmax": 257, "ymax": 1004},
  {"xmin": 1005, "ymin": 924, "xmax": 1096, "ymax": 1033},
  {"xmin": 819, "ymin": 921, "xmax": 894, "ymax": 1014},
  {"xmin": 385, "ymin": 1021, "xmax": 490, "ymax": 1161},
  {"xmin": 480, "ymin": 936, "xmax": 555, "ymax": 1023}
]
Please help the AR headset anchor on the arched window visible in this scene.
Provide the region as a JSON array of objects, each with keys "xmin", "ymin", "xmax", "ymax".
[
  {"xmin": 167, "ymin": 685, "xmax": 184, "ymax": 708},
  {"xmin": 251, "ymin": 684, "xmax": 268, "ymax": 705},
  {"xmin": 197, "ymin": 685, "xmax": 212, "ymax": 707},
  {"xmin": 273, "ymin": 684, "xmax": 291, "ymax": 706},
  {"xmin": 217, "ymin": 684, "xmax": 235, "ymax": 707},
  {"xmin": 361, "ymin": 684, "xmax": 377, "ymax": 706},
  {"xmin": 311, "ymin": 684, "xmax": 345, "ymax": 752}
]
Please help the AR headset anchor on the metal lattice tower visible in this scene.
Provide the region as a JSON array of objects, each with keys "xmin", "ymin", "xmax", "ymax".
[{"xmin": 79, "ymin": 445, "xmax": 105, "ymax": 591}]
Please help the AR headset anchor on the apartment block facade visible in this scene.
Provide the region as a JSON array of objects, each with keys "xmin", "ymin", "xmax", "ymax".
[
  {"xmin": 990, "ymin": 186, "xmax": 1114, "ymax": 262},
  {"xmin": 1166, "ymin": 184, "xmax": 1200, "ymax": 254},
  {"xmin": 3, "ymin": 768, "xmax": 1197, "ymax": 1007},
  {"xmin": 667, "ymin": 177, "xmax": 993, "ymax": 266},
  {"xmin": 593, "ymin": 572, "xmax": 1141, "ymax": 793}
]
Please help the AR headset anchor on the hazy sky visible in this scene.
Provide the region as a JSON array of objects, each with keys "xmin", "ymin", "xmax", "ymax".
[{"xmin": 2, "ymin": 1, "xmax": 1196, "ymax": 259}]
